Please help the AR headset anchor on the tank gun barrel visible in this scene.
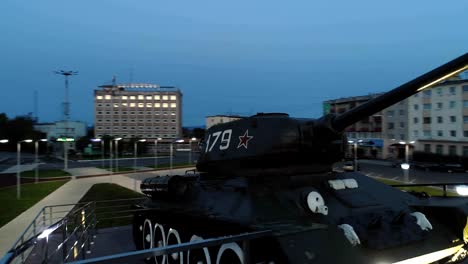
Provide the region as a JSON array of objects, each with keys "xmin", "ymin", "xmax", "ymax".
[{"xmin": 331, "ymin": 53, "xmax": 468, "ymax": 132}]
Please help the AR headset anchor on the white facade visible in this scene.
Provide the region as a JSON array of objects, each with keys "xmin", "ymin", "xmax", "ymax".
[
  {"xmin": 35, "ymin": 121, "xmax": 87, "ymax": 140},
  {"xmin": 408, "ymin": 79, "xmax": 468, "ymax": 156}
]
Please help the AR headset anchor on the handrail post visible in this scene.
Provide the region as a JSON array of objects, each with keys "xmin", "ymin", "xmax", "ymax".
[
  {"xmin": 443, "ymin": 185, "xmax": 447, "ymax": 197},
  {"xmin": 49, "ymin": 207, "xmax": 53, "ymax": 225},
  {"xmin": 63, "ymin": 218, "xmax": 68, "ymax": 261}
]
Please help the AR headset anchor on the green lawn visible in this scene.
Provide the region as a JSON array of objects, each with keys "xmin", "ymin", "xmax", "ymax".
[
  {"xmin": 0, "ymin": 180, "xmax": 68, "ymax": 227},
  {"xmin": 21, "ymin": 169, "xmax": 71, "ymax": 178},
  {"xmin": 78, "ymin": 183, "xmax": 144, "ymax": 228}
]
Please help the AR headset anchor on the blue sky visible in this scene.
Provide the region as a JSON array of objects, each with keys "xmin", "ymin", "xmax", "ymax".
[{"xmin": 1, "ymin": 0, "xmax": 467, "ymax": 126}]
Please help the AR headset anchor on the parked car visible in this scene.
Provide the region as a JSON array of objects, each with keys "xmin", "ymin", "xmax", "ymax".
[{"xmin": 343, "ymin": 161, "xmax": 360, "ymax": 172}]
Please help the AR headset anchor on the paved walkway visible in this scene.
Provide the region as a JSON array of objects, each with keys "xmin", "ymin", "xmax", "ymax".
[
  {"xmin": 0, "ymin": 167, "xmax": 194, "ymax": 257},
  {"xmin": 1, "ymin": 164, "xmax": 37, "ymax": 174}
]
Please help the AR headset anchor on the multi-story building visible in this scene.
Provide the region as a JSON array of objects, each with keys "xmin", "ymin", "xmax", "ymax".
[
  {"xmin": 205, "ymin": 115, "xmax": 245, "ymax": 129},
  {"xmin": 408, "ymin": 79, "xmax": 468, "ymax": 156},
  {"xmin": 34, "ymin": 120, "xmax": 87, "ymax": 153},
  {"xmin": 94, "ymin": 83, "xmax": 182, "ymax": 140},
  {"xmin": 324, "ymin": 76, "xmax": 468, "ymax": 159},
  {"xmin": 323, "ymin": 94, "xmax": 409, "ymax": 159}
]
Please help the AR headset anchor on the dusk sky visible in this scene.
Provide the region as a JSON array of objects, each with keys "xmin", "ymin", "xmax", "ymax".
[{"xmin": 1, "ymin": 1, "xmax": 467, "ymax": 126}]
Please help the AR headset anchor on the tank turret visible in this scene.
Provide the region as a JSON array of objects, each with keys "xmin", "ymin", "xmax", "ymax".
[{"xmin": 197, "ymin": 53, "xmax": 468, "ymax": 177}]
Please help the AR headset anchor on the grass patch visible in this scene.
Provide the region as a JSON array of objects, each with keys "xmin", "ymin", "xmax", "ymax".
[
  {"xmin": 78, "ymin": 183, "xmax": 144, "ymax": 228},
  {"xmin": 0, "ymin": 180, "xmax": 68, "ymax": 227},
  {"xmin": 21, "ymin": 169, "xmax": 71, "ymax": 178}
]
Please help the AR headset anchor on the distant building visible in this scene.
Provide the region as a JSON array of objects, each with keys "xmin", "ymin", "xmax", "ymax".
[
  {"xmin": 408, "ymin": 79, "xmax": 468, "ymax": 156},
  {"xmin": 94, "ymin": 83, "xmax": 182, "ymax": 140},
  {"xmin": 34, "ymin": 120, "xmax": 87, "ymax": 152},
  {"xmin": 323, "ymin": 75, "xmax": 468, "ymax": 159},
  {"xmin": 35, "ymin": 120, "xmax": 87, "ymax": 140},
  {"xmin": 323, "ymin": 94, "xmax": 409, "ymax": 159},
  {"xmin": 205, "ymin": 115, "xmax": 245, "ymax": 129}
]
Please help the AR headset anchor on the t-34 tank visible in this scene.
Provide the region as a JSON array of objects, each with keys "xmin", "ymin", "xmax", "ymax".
[{"xmin": 133, "ymin": 53, "xmax": 468, "ymax": 264}]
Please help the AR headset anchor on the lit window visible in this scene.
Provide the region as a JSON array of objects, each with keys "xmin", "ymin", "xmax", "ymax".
[
  {"xmin": 170, "ymin": 103, "xmax": 177, "ymax": 108},
  {"xmin": 114, "ymin": 104, "xmax": 119, "ymax": 108},
  {"xmin": 122, "ymin": 96, "xmax": 128, "ymax": 100},
  {"xmin": 146, "ymin": 103, "xmax": 152, "ymax": 108},
  {"xmin": 122, "ymin": 103, "xmax": 128, "ymax": 107},
  {"xmin": 105, "ymin": 95, "xmax": 111, "ymax": 100},
  {"xmin": 154, "ymin": 95, "xmax": 160, "ymax": 100},
  {"xmin": 146, "ymin": 96, "xmax": 152, "ymax": 100},
  {"xmin": 138, "ymin": 95, "xmax": 144, "ymax": 100},
  {"xmin": 170, "ymin": 95, "xmax": 177, "ymax": 100},
  {"xmin": 138, "ymin": 103, "xmax": 144, "ymax": 108},
  {"xmin": 162, "ymin": 95, "xmax": 169, "ymax": 100},
  {"xmin": 96, "ymin": 95, "xmax": 103, "ymax": 100},
  {"xmin": 130, "ymin": 96, "xmax": 136, "ymax": 100},
  {"xmin": 171, "ymin": 112, "xmax": 176, "ymax": 116},
  {"xmin": 162, "ymin": 103, "xmax": 169, "ymax": 108},
  {"xmin": 130, "ymin": 103, "xmax": 136, "ymax": 107},
  {"xmin": 155, "ymin": 103, "xmax": 161, "ymax": 107}
]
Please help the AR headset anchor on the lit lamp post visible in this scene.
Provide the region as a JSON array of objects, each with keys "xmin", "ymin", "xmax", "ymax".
[
  {"xmin": 154, "ymin": 137, "xmax": 162, "ymax": 170},
  {"xmin": 114, "ymin": 138, "xmax": 122, "ymax": 173},
  {"xmin": 133, "ymin": 139, "xmax": 146, "ymax": 191},
  {"xmin": 399, "ymin": 141, "xmax": 415, "ymax": 182},
  {"xmin": 57, "ymin": 137, "xmax": 75, "ymax": 170},
  {"xmin": 90, "ymin": 138, "xmax": 104, "ymax": 169},
  {"xmin": 34, "ymin": 139, "xmax": 47, "ymax": 184},
  {"xmin": 189, "ymin": 137, "xmax": 197, "ymax": 165},
  {"xmin": 348, "ymin": 139, "xmax": 363, "ymax": 172},
  {"xmin": 171, "ymin": 139, "xmax": 184, "ymax": 173},
  {"xmin": 17, "ymin": 139, "xmax": 33, "ymax": 199}
]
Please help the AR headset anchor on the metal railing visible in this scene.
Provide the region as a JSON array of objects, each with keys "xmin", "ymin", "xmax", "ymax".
[
  {"xmin": 391, "ymin": 182, "xmax": 468, "ymax": 197},
  {"xmin": 1, "ymin": 197, "xmax": 272, "ymax": 264},
  {"xmin": 1, "ymin": 202, "xmax": 97, "ymax": 264}
]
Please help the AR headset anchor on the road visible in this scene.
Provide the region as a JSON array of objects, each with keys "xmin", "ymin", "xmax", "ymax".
[
  {"xmin": 0, "ymin": 151, "xmax": 199, "ymax": 172},
  {"xmin": 336, "ymin": 160, "xmax": 468, "ymax": 184}
]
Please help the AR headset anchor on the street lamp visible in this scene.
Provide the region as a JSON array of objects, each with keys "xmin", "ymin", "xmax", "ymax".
[
  {"xmin": 399, "ymin": 141, "xmax": 415, "ymax": 182},
  {"xmin": 90, "ymin": 138, "xmax": 104, "ymax": 169},
  {"xmin": 189, "ymin": 137, "xmax": 197, "ymax": 165},
  {"xmin": 35, "ymin": 139, "xmax": 47, "ymax": 184},
  {"xmin": 17, "ymin": 139, "xmax": 33, "ymax": 199},
  {"xmin": 0, "ymin": 139, "xmax": 8, "ymax": 143},
  {"xmin": 134, "ymin": 139, "xmax": 146, "ymax": 191},
  {"xmin": 56, "ymin": 137, "xmax": 74, "ymax": 170},
  {"xmin": 348, "ymin": 139, "xmax": 362, "ymax": 172},
  {"xmin": 154, "ymin": 137, "xmax": 162, "ymax": 170},
  {"xmin": 114, "ymin": 138, "xmax": 122, "ymax": 173},
  {"xmin": 171, "ymin": 139, "xmax": 184, "ymax": 173}
]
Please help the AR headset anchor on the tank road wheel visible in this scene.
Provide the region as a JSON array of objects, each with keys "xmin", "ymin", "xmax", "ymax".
[
  {"xmin": 143, "ymin": 219, "xmax": 154, "ymax": 261},
  {"xmin": 153, "ymin": 223, "xmax": 167, "ymax": 264},
  {"xmin": 215, "ymin": 243, "xmax": 244, "ymax": 264},
  {"xmin": 167, "ymin": 228, "xmax": 184, "ymax": 264},
  {"xmin": 187, "ymin": 235, "xmax": 211, "ymax": 264}
]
